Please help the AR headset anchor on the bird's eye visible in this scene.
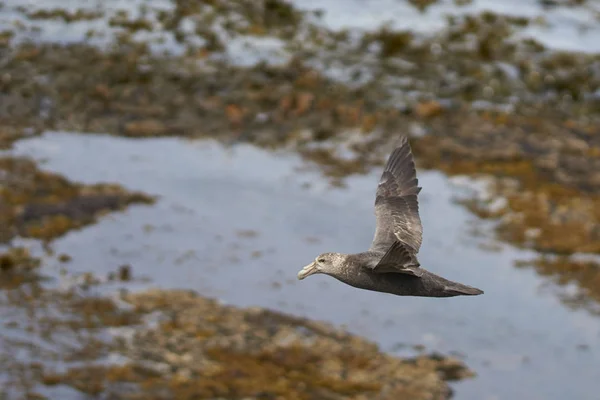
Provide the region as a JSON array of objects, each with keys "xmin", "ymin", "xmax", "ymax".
[{"xmin": 317, "ymin": 258, "xmax": 325, "ymax": 263}]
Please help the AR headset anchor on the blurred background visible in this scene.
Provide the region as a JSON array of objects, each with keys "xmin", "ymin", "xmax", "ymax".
[{"xmin": 1, "ymin": 0, "xmax": 600, "ymax": 399}]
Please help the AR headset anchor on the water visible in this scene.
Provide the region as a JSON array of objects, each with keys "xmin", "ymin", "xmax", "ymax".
[{"xmin": 9, "ymin": 131, "xmax": 600, "ymax": 400}]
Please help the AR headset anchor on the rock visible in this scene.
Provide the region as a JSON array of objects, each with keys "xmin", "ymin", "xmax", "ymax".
[
  {"xmin": 123, "ymin": 119, "xmax": 169, "ymax": 137},
  {"xmin": 415, "ymin": 101, "xmax": 444, "ymax": 118},
  {"xmin": 0, "ymin": 156, "xmax": 154, "ymax": 242},
  {"xmin": 118, "ymin": 264, "xmax": 132, "ymax": 281}
]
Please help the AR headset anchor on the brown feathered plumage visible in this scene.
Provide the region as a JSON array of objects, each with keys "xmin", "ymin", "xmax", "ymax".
[{"xmin": 297, "ymin": 136, "xmax": 484, "ymax": 298}]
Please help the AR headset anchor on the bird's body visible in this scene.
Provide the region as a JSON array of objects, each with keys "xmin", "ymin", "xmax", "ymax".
[
  {"xmin": 297, "ymin": 136, "xmax": 483, "ymax": 298},
  {"xmin": 327, "ymin": 252, "xmax": 482, "ymax": 297}
]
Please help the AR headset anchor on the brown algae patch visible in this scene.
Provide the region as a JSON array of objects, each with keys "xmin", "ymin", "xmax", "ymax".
[
  {"xmin": 1, "ymin": 40, "xmax": 406, "ymax": 149},
  {"xmin": 408, "ymin": 0, "xmax": 440, "ymax": 13},
  {"xmin": 38, "ymin": 289, "xmax": 472, "ymax": 399},
  {"xmin": 410, "ymin": 113, "xmax": 600, "ymax": 252},
  {"xmin": 0, "ymin": 156, "xmax": 154, "ymax": 242},
  {"xmin": 0, "ymin": 247, "xmax": 42, "ymax": 289},
  {"xmin": 299, "ymin": 147, "xmax": 369, "ymax": 181},
  {"xmin": 1, "ymin": 4, "xmax": 598, "ymax": 151},
  {"xmin": 57, "ymin": 295, "xmax": 142, "ymax": 330},
  {"xmin": 25, "ymin": 8, "xmax": 103, "ymax": 23},
  {"xmin": 432, "ymin": 157, "xmax": 600, "ymax": 254}
]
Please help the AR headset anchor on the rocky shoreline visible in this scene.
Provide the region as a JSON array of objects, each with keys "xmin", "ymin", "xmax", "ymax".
[
  {"xmin": 2, "ymin": 0, "xmax": 600, "ymax": 397},
  {"xmin": 46, "ymin": 289, "xmax": 472, "ymax": 400},
  {"xmin": 0, "ymin": 245, "xmax": 472, "ymax": 399}
]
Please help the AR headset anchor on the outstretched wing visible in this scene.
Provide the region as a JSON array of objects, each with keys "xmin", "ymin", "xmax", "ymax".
[
  {"xmin": 369, "ymin": 136, "xmax": 423, "ymax": 254},
  {"xmin": 368, "ymin": 240, "xmax": 423, "ymax": 277}
]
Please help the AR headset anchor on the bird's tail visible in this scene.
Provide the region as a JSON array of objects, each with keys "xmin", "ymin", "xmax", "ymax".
[{"xmin": 443, "ymin": 282, "xmax": 484, "ymax": 296}]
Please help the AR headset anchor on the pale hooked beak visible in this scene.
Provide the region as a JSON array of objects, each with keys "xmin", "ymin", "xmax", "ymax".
[{"xmin": 297, "ymin": 261, "xmax": 319, "ymax": 280}]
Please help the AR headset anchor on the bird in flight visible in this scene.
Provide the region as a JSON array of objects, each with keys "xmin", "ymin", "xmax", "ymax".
[{"xmin": 297, "ymin": 136, "xmax": 483, "ymax": 298}]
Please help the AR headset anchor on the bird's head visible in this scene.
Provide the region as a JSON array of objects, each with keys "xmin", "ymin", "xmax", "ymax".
[{"xmin": 297, "ymin": 252, "xmax": 346, "ymax": 280}]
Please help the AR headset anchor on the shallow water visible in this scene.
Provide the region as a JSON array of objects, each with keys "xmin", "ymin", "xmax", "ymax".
[{"xmin": 9, "ymin": 131, "xmax": 600, "ymax": 400}]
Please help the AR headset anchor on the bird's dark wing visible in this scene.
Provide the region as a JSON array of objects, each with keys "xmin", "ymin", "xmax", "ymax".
[
  {"xmin": 369, "ymin": 136, "xmax": 423, "ymax": 254},
  {"xmin": 367, "ymin": 241, "xmax": 422, "ymax": 277}
]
